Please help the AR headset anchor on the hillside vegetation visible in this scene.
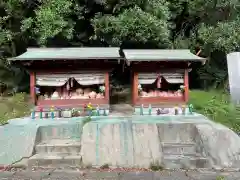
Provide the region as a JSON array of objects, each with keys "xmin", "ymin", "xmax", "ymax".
[
  {"xmin": 0, "ymin": 0, "xmax": 239, "ymax": 92},
  {"xmin": 0, "ymin": 93, "xmax": 31, "ymax": 125},
  {"xmin": 189, "ymin": 90, "xmax": 240, "ymax": 131}
]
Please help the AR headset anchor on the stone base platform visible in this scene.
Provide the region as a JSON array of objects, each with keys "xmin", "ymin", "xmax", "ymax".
[{"xmin": 2, "ymin": 114, "xmax": 240, "ymax": 170}]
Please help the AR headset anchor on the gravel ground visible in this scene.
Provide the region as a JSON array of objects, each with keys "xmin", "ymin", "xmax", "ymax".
[{"xmin": 1, "ymin": 169, "xmax": 240, "ymax": 180}]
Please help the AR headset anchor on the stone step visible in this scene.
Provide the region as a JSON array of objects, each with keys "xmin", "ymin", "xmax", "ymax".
[
  {"xmin": 162, "ymin": 143, "xmax": 197, "ymax": 155},
  {"xmin": 35, "ymin": 139, "xmax": 81, "ymax": 154},
  {"xmin": 157, "ymin": 123, "xmax": 197, "ymax": 144},
  {"xmin": 38, "ymin": 125, "xmax": 82, "ymax": 141},
  {"xmin": 28, "ymin": 153, "xmax": 82, "ymax": 168},
  {"xmin": 162, "ymin": 155, "xmax": 209, "ymax": 169}
]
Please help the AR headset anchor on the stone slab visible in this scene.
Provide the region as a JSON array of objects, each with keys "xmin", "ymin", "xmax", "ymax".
[
  {"xmin": 0, "ymin": 124, "xmax": 38, "ymax": 166},
  {"xmin": 28, "ymin": 153, "xmax": 82, "ymax": 168},
  {"xmin": 196, "ymin": 123, "xmax": 240, "ymax": 168},
  {"xmin": 0, "ymin": 117, "xmax": 85, "ymax": 166},
  {"xmin": 81, "ymin": 122, "xmax": 162, "ymax": 168},
  {"xmin": 38, "ymin": 123, "xmax": 82, "ymax": 141},
  {"xmin": 35, "ymin": 139, "xmax": 81, "ymax": 154},
  {"xmin": 162, "ymin": 155, "xmax": 209, "ymax": 169},
  {"xmin": 81, "ymin": 122, "xmax": 123, "ymax": 167},
  {"xmin": 130, "ymin": 123, "xmax": 162, "ymax": 168},
  {"xmin": 162, "ymin": 143, "xmax": 196, "ymax": 155},
  {"xmin": 156, "ymin": 123, "xmax": 197, "ymax": 144}
]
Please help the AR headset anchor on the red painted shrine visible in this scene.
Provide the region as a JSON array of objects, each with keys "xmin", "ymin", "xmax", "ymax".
[
  {"xmin": 123, "ymin": 49, "xmax": 205, "ymax": 107},
  {"xmin": 10, "ymin": 48, "xmax": 205, "ymax": 111},
  {"xmin": 10, "ymin": 47, "xmax": 121, "ymax": 109}
]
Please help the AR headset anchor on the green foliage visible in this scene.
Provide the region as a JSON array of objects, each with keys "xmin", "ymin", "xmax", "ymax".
[
  {"xmin": 149, "ymin": 161, "xmax": 163, "ymax": 171},
  {"xmin": 197, "ymin": 51, "xmax": 228, "ymax": 89},
  {"xmin": 0, "ymin": 58, "xmax": 28, "ymax": 92},
  {"xmin": 0, "ymin": 0, "xmax": 26, "ymax": 55},
  {"xmin": 170, "ymin": 0, "xmax": 240, "ymax": 53},
  {"xmin": 198, "ymin": 19, "xmax": 240, "ymax": 52},
  {"xmin": 189, "ymin": 90, "xmax": 240, "ymax": 132},
  {"xmin": 0, "ymin": 0, "xmax": 29, "ymax": 91},
  {"xmin": 216, "ymin": 175, "xmax": 225, "ymax": 180},
  {"xmin": 1, "ymin": 0, "xmax": 239, "ymax": 51},
  {"xmin": 92, "ymin": 1, "xmax": 171, "ymax": 47},
  {"xmin": 0, "ymin": 93, "xmax": 31, "ymax": 125},
  {"xmin": 0, "ymin": 0, "xmax": 239, "ymax": 91},
  {"xmin": 21, "ymin": 0, "xmax": 76, "ymax": 45},
  {"xmin": 82, "ymin": 116, "xmax": 92, "ymax": 127}
]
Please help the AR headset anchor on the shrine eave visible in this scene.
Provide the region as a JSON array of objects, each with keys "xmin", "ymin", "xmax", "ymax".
[
  {"xmin": 9, "ymin": 47, "xmax": 121, "ymax": 61},
  {"xmin": 123, "ymin": 49, "xmax": 206, "ymax": 62}
]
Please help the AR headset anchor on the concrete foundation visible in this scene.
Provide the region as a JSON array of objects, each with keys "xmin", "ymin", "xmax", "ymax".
[{"xmin": 2, "ymin": 114, "xmax": 240, "ymax": 169}]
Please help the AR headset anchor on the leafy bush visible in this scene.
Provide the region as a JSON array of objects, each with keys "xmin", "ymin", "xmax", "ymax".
[
  {"xmin": 189, "ymin": 90, "xmax": 240, "ymax": 132},
  {"xmin": 0, "ymin": 93, "xmax": 31, "ymax": 125}
]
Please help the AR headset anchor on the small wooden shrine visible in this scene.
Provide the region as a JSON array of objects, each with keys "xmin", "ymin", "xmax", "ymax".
[
  {"xmin": 10, "ymin": 47, "xmax": 121, "ymax": 109},
  {"xmin": 123, "ymin": 49, "xmax": 206, "ymax": 107},
  {"xmin": 10, "ymin": 47, "xmax": 205, "ymax": 117}
]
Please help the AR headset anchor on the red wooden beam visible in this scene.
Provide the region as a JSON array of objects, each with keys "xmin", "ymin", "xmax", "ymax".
[
  {"xmin": 30, "ymin": 71, "xmax": 36, "ymax": 105},
  {"xmin": 132, "ymin": 72, "xmax": 138, "ymax": 105},
  {"xmin": 104, "ymin": 72, "xmax": 110, "ymax": 103},
  {"xmin": 184, "ymin": 69, "xmax": 189, "ymax": 102}
]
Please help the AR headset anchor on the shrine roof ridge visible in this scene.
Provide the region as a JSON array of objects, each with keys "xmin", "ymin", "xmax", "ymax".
[
  {"xmin": 123, "ymin": 49, "xmax": 206, "ymax": 62},
  {"xmin": 9, "ymin": 47, "xmax": 206, "ymax": 62},
  {"xmin": 9, "ymin": 47, "xmax": 121, "ymax": 61}
]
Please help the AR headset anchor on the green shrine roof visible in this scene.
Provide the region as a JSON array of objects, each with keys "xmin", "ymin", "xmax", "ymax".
[
  {"xmin": 9, "ymin": 47, "xmax": 205, "ymax": 62},
  {"xmin": 123, "ymin": 49, "xmax": 205, "ymax": 62},
  {"xmin": 9, "ymin": 47, "xmax": 121, "ymax": 61}
]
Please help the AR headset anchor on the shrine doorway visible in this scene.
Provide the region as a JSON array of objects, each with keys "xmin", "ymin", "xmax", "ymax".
[{"xmin": 109, "ymin": 61, "xmax": 132, "ymax": 104}]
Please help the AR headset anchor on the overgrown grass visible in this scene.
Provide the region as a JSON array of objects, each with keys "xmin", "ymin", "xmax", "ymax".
[
  {"xmin": 149, "ymin": 161, "xmax": 163, "ymax": 171},
  {"xmin": 0, "ymin": 93, "xmax": 32, "ymax": 125},
  {"xmin": 189, "ymin": 90, "xmax": 240, "ymax": 132}
]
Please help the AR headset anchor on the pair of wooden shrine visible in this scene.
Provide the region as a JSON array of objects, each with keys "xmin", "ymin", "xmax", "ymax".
[{"xmin": 10, "ymin": 48, "xmax": 205, "ymax": 110}]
